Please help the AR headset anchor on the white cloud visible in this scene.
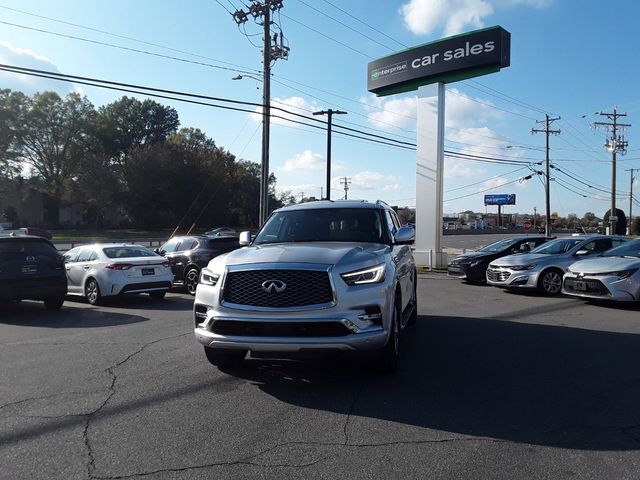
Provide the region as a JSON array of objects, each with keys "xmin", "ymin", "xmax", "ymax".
[
  {"xmin": 251, "ymin": 96, "xmax": 319, "ymax": 126},
  {"xmin": 343, "ymin": 171, "xmax": 399, "ymax": 191},
  {"xmin": 400, "ymin": 0, "xmax": 551, "ymax": 36},
  {"xmin": 400, "ymin": 0, "xmax": 493, "ymax": 36},
  {"xmin": 281, "ymin": 149, "xmax": 325, "ymax": 172},
  {"xmin": 445, "ymin": 158, "xmax": 481, "ymax": 179},
  {"xmin": 363, "ymin": 88, "xmax": 502, "ymax": 132},
  {"xmin": 383, "ymin": 183, "xmax": 402, "ymax": 191},
  {"xmin": 0, "ymin": 41, "xmax": 75, "ymax": 95}
]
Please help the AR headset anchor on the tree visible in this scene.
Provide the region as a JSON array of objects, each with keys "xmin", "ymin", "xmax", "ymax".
[
  {"xmin": 603, "ymin": 208, "xmax": 627, "ymax": 235},
  {"xmin": 96, "ymin": 96, "xmax": 179, "ymax": 161},
  {"xmin": 8, "ymin": 91, "xmax": 96, "ymax": 225}
]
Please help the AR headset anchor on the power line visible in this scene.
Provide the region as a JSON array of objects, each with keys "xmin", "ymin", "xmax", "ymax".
[{"xmin": 444, "ymin": 173, "xmax": 539, "ymax": 202}]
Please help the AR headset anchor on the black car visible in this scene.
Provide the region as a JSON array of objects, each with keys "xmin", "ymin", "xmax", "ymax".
[
  {"xmin": 0, "ymin": 235, "xmax": 67, "ymax": 309},
  {"xmin": 448, "ymin": 235, "xmax": 551, "ymax": 283},
  {"xmin": 157, "ymin": 235, "xmax": 241, "ymax": 295}
]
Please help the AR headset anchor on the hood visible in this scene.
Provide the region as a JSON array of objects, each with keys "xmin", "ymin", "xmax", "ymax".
[
  {"xmin": 450, "ymin": 251, "xmax": 491, "ymax": 263},
  {"xmin": 490, "ymin": 253, "xmax": 556, "ymax": 266},
  {"xmin": 216, "ymin": 242, "xmax": 390, "ymax": 269},
  {"xmin": 568, "ymin": 256, "xmax": 640, "ymax": 274}
]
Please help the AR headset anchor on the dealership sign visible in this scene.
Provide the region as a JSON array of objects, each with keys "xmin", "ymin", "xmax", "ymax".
[
  {"xmin": 484, "ymin": 194, "xmax": 516, "ymax": 206},
  {"xmin": 367, "ymin": 26, "xmax": 511, "ymax": 96}
]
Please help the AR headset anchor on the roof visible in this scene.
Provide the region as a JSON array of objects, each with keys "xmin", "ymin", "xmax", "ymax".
[{"xmin": 276, "ymin": 199, "xmax": 387, "ymax": 212}]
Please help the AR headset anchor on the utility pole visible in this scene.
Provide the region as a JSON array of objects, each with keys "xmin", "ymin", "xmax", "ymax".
[
  {"xmin": 532, "ymin": 114, "xmax": 561, "ymax": 237},
  {"xmin": 533, "ymin": 206, "xmax": 537, "ymax": 229},
  {"xmin": 320, "ymin": 186, "xmax": 323, "ymax": 199},
  {"xmin": 299, "ymin": 191, "xmax": 305, "ymax": 202},
  {"xmin": 340, "ymin": 177, "xmax": 351, "ymax": 200},
  {"xmin": 627, "ymin": 168, "xmax": 639, "ymax": 234},
  {"xmin": 231, "ymin": 0, "xmax": 289, "ymax": 226},
  {"xmin": 593, "ymin": 108, "xmax": 631, "ymax": 235},
  {"xmin": 313, "ymin": 109, "xmax": 347, "ymax": 200}
]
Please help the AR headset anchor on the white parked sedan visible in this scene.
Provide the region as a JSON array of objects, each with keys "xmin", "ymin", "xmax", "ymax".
[
  {"xmin": 63, "ymin": 244, "xmax": 174, "ymax": 305},
  {"xmin": 563, "ymin": 238, "xmax": 640, "ymax": 302}
]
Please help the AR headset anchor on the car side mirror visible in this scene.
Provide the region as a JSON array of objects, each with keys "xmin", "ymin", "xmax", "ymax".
[
  {"xmin": 575, "ymin": 249, "xmax": 590, "ymax": 256},
  {"xmin": 394, "ymin": 226, "xmax": 415, "ymax": 245},
  {"xmin": 239, "ymin": 231, "xmax": 252, "ymax": 246}
]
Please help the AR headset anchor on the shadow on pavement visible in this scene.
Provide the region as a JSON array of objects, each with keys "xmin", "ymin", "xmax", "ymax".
[
  {"xmin": 0, "ymin": 301, "xmax": 149, "ymax": 328},
  {"xmin": 226, "ymin": 313, "xmax": 640, "ymax": 451},
  {"xmin": 62, "ymin": 292, "xmax": 194, "ymax": 312}
]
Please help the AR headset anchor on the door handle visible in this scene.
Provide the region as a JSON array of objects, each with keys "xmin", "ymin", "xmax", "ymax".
[
  {"xmin": 65, "ymin": 267, "xmax": 71, "ymax": 271},
  {"xmin": 83, "ymin": 265, "xmax": 90, "ymax": 270}
]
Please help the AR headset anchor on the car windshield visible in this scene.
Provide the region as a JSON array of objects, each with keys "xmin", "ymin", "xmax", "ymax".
[
  {"xmin": 253, "ymin": 208, "xmax": 385, "ymax": 244},
  {"xmin": 103, "ymin": 246, "xmax": 158, "ymax": 258},
  {"xmin": 530, "ymin": 238, "xmax": 582, "ymax": 254},
  {"xmin": 601, "ymin": 239, "xmax": 640, "ymax": 258},
  {"xmin": 478, "ymin": 238, "xmax": 520, "ymax": 252}
]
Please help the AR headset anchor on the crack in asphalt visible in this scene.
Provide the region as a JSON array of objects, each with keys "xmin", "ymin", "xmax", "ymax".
[
  {"xmin": 342, "ymin": 381, "xmax": 364, "ymax": 445},
  {"xmin": 80, "ymin": 331, "xmax": 191, "ymax": 480}
]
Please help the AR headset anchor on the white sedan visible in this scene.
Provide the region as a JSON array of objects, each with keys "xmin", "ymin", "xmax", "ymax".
[{"xmin": 63, "ymin": 244, "xmax": 174, "ymax": 305}]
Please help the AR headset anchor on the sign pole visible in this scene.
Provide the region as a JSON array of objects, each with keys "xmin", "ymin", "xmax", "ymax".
[{"xmin": 414, "ymin": 82, "xmax": 446, "ymax": 268}]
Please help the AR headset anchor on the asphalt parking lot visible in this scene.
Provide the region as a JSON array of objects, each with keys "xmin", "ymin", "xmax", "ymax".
[{"xmin": 2, "ymin": 278, "xmax": 640, "ymax": 480}]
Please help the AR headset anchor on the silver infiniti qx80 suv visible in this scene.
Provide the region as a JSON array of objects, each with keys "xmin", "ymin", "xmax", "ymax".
[{"xmin": 194, "ymin": 200, "xmax": 417, "ymax": 372}]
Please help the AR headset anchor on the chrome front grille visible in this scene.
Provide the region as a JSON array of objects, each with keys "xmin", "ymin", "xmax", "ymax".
[
  {"xmin": 487, "ymin": 268, "xmax": 510, "ymax": 282},
  {"xmin": 222, "ymin": 269, "xmax": 334, "ymax": 308}
]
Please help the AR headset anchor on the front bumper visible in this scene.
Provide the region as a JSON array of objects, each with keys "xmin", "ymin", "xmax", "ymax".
[
  {"xmin": 563, "ymin": 273, "xmax": 640, "ymax": 302},
  {"xmin": 486, "ymin": 266, "xmax": 540, "ymax": 288}
]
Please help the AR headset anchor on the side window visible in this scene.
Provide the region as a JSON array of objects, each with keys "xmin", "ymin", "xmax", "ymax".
[
  {"xmin": 519, "ymin": 240, "xmax": 536, "ymax": 252},
  {"xmin": 64, "ymin": 248, "xmax": 80, "ymax": 263},
  {"xmin": 160, "ymin": 239, "xmax": 180, "ymax": 253},
  {"xmin": 182, "ymin": 239, "xmax": 198, "ymax": 251},
  {"xmin": 77, "ymin": 248, "xmax": 94, "ymax": 262},
  {"xmin": 582, "ymin": 239, "xmax": 611, "ymax": 253},
  {"xmin": 611, "ymin": 238, "xmax": 627, "ymax": 248},
  {"xmin": 87, "ymin": 251, "xmax": 98, "ymax": 261},
  {"xmin": 390, "ymin": 210, "xmax": 402, "ymax": 231},
  {"xmin": 384, "ymin": 210, "xmax": 397, "ymax": 238}
]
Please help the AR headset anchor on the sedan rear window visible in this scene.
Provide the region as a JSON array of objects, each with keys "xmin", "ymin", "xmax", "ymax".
[{"xmin": 103, "ymin": 246, "xmax": 158, "ymax": 258}]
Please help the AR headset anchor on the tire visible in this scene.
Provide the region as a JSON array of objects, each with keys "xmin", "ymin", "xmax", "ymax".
[
  {"xmin": 149, "ymin": 290, "xmax": 166, "ymax": 300},
  {"xmin": 538, "ymin": 269, "xmax": 563, "ymax": 295},
  {"xmin": 204, "ymin": 346, "xmax": 246, "ymax": 368},
  {"xmin": 44, "ymin": 295, "xmax": 65, "ymax": 310},
  {"xmin": 408, "ymin": 271, "xmax": 418, "ymax": 325},
  {"xmin": 85, "ymin": 278, "xmax": 102, "ymax": 305},
  {"xmin": 378, "ymin": 297, "xmax": 401, "ymax": 373},
  {"xmin": 185, "ymin": 268, "xmax": 200, "ymax": 296}
]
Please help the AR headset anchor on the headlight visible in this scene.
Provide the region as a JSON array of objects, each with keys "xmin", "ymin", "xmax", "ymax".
[
  {"xmin": 596, "ymin": 268, "xmax": 638, "ymax": 279},
  {"xmin": 510, "ymin": 264, "xmax": 536, "ymax": 271},
  {"xmin": 341, "ymin": 264, "xmax": 386, "ymax": 285},
  {"xmin": 200, "ymin": 268, "xmax": 221, "ymax": 286}
]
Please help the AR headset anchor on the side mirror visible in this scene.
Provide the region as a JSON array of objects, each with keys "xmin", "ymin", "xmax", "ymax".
[
  {"xmin": 575, "ymin": 249, "xmax": 590, "ymax": 256},
  {"xmin": 153, "ymin": 248, "xmax": 160, "ymax": 254},
  {"xmin": 394, "ymin": 225, "xmax": 415, "ymax": 245},
  {"xmin": 239, "ymin": 231, "xmax": 252, "ymax": 246}
]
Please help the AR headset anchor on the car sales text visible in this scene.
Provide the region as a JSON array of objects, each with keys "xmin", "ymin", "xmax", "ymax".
[{"xmin": 411, "ymin": 41, "xmax": 495, "ymax": 69}]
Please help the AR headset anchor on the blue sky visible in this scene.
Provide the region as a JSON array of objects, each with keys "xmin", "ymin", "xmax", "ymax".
[{"xmin": 0, "ymin": 0, "xmax": 638, "ymax": 218}]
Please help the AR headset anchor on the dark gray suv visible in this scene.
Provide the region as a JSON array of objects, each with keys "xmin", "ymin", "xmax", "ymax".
[{"xmin": 194, "ymin": 200, "xmax": 417, "ymax": 372}]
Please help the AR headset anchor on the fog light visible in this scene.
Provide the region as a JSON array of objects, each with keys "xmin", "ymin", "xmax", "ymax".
[{"xmin": 341, "ymin": 319, "xmax": 359, "ymax": 333}]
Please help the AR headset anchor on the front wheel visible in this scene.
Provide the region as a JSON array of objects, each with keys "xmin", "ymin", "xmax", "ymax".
[
  {"xmin": 85, "ymin": 278, "xmax": 102, "ymax": 305},
  {"xmin": 378, "ymin": 299, "xmax": 400, "ymax": 373},
  {"xmin": 538, "ymin": 269, "xmax": 563, "ymax": 295},
  {"xmin": 204, "ymin": 347, "xmax": 246, "ymax": 368},
  {"xmin": 185, "ymin": 268, "xmax": 200, "ymax": 296}
]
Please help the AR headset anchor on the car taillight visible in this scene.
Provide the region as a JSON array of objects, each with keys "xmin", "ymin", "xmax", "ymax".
[{"xmin": 105, "ymin": 263, "xmax": 133, "ymax": 270}]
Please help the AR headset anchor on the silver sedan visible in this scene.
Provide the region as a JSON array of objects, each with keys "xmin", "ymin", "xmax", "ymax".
[{"xmin": 63, "ymin": 244, "xmax": 174, "ymax": 305}]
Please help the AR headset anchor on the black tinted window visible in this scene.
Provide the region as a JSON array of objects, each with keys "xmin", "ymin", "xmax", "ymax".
[
  {"xmin": 254, "ymin": 208, "xmax": 385, "ymax": 244},
  {"xmin": 0, "ymin": 240, "xmax": 58, "ymax": 256}
]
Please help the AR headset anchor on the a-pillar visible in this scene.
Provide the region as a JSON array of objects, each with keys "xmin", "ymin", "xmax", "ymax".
[{"xmin": 414, "ymin": 83, "xmax": 447, "ymax": 269}]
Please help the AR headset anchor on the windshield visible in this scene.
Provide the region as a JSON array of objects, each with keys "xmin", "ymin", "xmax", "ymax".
[
  {"xmin": 103, "ymin": 246, "xmax": 158, "ymax": 258},
  {"xmin": 253, "ymin": 208, "xmax": 386, "ymax": 244},
  {"xmin": 601, "ymin": 239, "xmax": 640, "ymax": 258},
  {"xmin": 478, "ymin": 238, "xmax": 520, "ymax": 253},
  {"xmin": 530, "ymin": 238, "xmax": 581, "ymax": 255}
]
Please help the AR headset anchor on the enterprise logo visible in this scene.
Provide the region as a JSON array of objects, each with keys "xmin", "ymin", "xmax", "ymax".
[{"xmin": 370, "ymin": 61, "xmax": 407, "ymax": 81}]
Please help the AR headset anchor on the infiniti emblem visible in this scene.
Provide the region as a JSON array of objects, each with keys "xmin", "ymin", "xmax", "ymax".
[
  {"xmin": 261, "ymin": 280, "xmax": 286, "ymax": 293},
  {"xmin": 25, "ymin": 255, "xmax": 35, "ymax": 262}
]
